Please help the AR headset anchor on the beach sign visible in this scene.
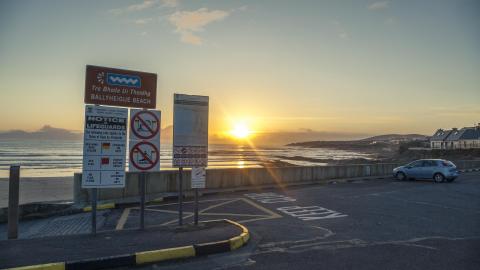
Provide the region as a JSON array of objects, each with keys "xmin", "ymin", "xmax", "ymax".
[
  {"xmin": 191, "ymin": 167, "xmax": 206, "ymax": 189},
  {"xmin": 172, "ymin": 94, "xmax": 209, "ymax": 167},
  {"xmin": 82, "ymin": 105, "xmax": 128, "ymax": 188},
  {"xmin": 129, "ymin": 109, "xmax": 161, "ymax": 172},
  {"xmin": 84, "ymin": 65, "xmax": 157, "ymax": 108}
]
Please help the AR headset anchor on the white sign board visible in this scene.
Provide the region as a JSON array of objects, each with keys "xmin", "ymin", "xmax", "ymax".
[
  {"xmin": 172, "ymin": 94, "xmax": 209, "ymax": 167},
  {"xmin": 82, "ymin": 105, "xmax": 127, "ymax": 188},
  {"xmin": 191, "ymin": 167, "xmax": 206, "ymax": 189},
  {"xmin": 129, "ymin": 109, "xmax": 161, "ymax": 172}
]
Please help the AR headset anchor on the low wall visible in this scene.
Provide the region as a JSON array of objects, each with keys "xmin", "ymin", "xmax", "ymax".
[
  {"xmin": 73, "ymin": 163, "xmax": 401, "ymax": 205},
  {"xmin": 73, "ymin": 160, "xmax": 480, "ymax": 206}
]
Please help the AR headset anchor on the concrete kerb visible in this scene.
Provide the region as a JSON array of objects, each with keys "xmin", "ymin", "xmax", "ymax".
[{"xmin": 3, "ymin": 219, "xmax": 250, "ymax": 270}]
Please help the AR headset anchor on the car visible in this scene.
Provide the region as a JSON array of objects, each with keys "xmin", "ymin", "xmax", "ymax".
[{"xmin": 392, "ymin": 159, "xmax": 459, "ymax": 183}]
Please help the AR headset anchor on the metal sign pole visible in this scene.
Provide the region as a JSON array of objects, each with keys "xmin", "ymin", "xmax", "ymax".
[
  {"xmin": 139, "ymin": 172, "xmax": 146, "ymax": 230},
  {"xmin": 8, "ymin": 165, "xmax": 20, "ymax": 239},
  {"xmin": 91, "ymin": 188, "xmax": 97, "ymax": 235},
  {"xmin": 178, "ymin": 167, "xmax": 183, "ymax": 226},
  {"xmin": 194, "ymin": 188, "xmax": 199, "ymax": 225}
]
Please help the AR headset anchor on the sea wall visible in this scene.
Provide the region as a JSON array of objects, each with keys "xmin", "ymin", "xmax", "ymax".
[{"xmin": 73, "ymin": 160, "xmax": 480, "ymax": 205}]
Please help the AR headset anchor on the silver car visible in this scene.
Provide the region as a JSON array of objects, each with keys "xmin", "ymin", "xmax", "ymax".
[{"xmin": 393, "ymin": 159, "xmax": 459, "ymax": 183}]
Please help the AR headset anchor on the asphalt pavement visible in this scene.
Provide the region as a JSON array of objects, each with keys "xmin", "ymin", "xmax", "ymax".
[{"xmin": 131, "ymin": 172, "xmax": 480, "ymax": 270}]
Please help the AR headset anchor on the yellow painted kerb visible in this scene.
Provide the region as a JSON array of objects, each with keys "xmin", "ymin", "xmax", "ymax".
[
  {"xmin": 136, "ymin": 246, "xmax": 195, "ymax": 265},
  {"xmin": 229, "ymin": 235, "xmax": 244, "ymax": 250},
  {"xmin": 6, "ymin": 262, "xmax": 65, "ymax": 270},
  {"xmin": 240, "ymin": 231, "xmax": 250, "ymax": 243},
  {"xmin": 83, "ymin": 202, "xmax": 115, "ymax": 212}
]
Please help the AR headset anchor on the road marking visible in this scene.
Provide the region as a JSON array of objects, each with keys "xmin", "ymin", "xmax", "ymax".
[
  {"xmin": 114, "ymin": 197, "xmax": 282, "ymax": 229},
  {"xmin": 277, "ymin": 205, "xmax": 347, "ymax": 220},
  {"xmin": 245, "ymin": 192, "xmax": 296, "ymax": 203},
  {"xmin": 116, "ymin": 208, "xmax": 131, "ymax": 230},
  {"xmin": 244, "ymin": 192, "xmax": 347, "ymax": 221}
]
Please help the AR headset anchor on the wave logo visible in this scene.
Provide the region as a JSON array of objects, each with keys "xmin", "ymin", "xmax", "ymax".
[{"xmin": 106, "ymin": 72, "xmax": 141, "ymax": 88}]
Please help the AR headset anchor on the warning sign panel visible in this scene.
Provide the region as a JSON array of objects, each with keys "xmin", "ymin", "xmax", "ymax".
[
  {"xmin": 129, "ymin": 141, "xmax": 160, "ymax": 171},
  {"xmin": 130, "ymin": 109, "xmax": 160, "ymax": 141},
  {"xmin": 191, "ymin": 167, "xmax": 206, "ymax": 189},
  {"xmin": 173, "ymin": 94, "xmax": 209, "ymax": 167},
  {"xmin": 84, "ymin": 65, "xmax": 157, "ymax": 108},
  {"xmin": 82, "ymin": 105, "xmax": 127, "ymax": 188},
  {"xmin": 129, "ymin": 109, "xmax": 161, "ymax": 172}
]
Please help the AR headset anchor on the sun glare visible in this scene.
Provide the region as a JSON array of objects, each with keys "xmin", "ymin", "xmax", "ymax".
[{"xmin": 230, "ymin": 123, "xmax": 251, "ymax": 139}]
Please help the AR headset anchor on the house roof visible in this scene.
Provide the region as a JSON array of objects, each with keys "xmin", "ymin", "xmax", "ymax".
[
  {"xmin": 445, "ymin": 127, "xmax": 480, "ymax": 141},
  {"xmin": 445, "ymin": 128, "xmax": 464, "ymax": 141},
  {"xmin": 430, "ymin": 129, "xmax": 452, "ymax": 141},
  {"xmin": 459, "ymin": 127, "xmax": 480, "ymax": 140}
]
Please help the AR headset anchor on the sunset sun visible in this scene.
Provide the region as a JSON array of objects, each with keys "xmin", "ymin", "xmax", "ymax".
[{"xmin": 230, "ymin": 123, "xmax": 252, "ymax": 139}]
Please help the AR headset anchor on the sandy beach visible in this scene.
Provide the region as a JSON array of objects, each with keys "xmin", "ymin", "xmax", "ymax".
[{"xmin": 0, "ymin": 176, "xmax": 73, "ymax": 208}]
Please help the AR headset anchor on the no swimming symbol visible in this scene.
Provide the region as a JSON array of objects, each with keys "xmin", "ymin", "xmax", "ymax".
[
  {"xmin": 131, "ymin": 110, "xmax": 159, "ymax": 140},
  {"xmin": 130, "ymin": 141, "xmax": 159, "ymax": 171}
]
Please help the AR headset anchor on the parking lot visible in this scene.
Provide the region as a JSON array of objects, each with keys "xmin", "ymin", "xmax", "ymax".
[{"xmin": 124, "ymin": 171, "xmax": 480, "ymax": 270}]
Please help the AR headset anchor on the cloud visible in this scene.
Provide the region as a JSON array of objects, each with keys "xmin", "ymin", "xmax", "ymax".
[
  {"xmin": 168, "ymin": 8, "xmax": 229, "ymax": 45},
  {"xmin": 109, "ymin": 0, "xmax": 159, "ymax": 15},
  {"xmin": 134, "ymin": 18, "xmax": 153, "ymax": 25},
  {"xmin": 161, "ymin": 0, "xmax": 178, "ymax": 8},
  {"xmin": 331, "ymin": 20, "xmax": 349, "ymax": 40},
  {"xmin": 368, "ymin": 1, "xmax": 389, "ymax": 11}
]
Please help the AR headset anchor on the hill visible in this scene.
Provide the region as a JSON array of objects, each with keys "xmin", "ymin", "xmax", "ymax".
[{"xmin": 360, "ymin": 134, "xmax": 428, "ymax": 142}]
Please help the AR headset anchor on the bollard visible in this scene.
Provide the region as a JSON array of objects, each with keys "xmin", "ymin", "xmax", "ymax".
[{"xmin": 8, "ymin": 165, "xmax": 20, "ymax": 239}]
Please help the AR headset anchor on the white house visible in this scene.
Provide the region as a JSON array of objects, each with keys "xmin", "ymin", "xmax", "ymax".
[{"xmin": 430, "ymin": 124, "xmax": 480, "ymax": 149}]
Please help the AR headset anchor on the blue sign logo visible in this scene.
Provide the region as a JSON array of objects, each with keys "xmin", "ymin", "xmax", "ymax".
[{"xmin": 106, "ymin": 72, "xmax": 141, "ymax": 88}]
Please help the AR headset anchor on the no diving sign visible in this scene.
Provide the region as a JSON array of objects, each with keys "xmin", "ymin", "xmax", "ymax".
[
  {"xmin": 129, "ymin": 109, "xmax": 161, "ymax": 172},
  {"xmin": 129, "ymin": 141, "xmax": 160, "ymax": 171}
]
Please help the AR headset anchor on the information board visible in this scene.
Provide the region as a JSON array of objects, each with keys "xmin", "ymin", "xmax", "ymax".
[
  {"xmin": 85, "ymin": 65, "xmax": 157, "ymax": 108},
  {"xmin": 172, "ymin": 94, "xmax": 209, "ymax": 167},
  {"xmin": 82, "ymin": 105, "xmax": 128, "ymax": 188},
  {"xmin": 129, "ymin": 109, "xmax": 161, "ymax": 172}
]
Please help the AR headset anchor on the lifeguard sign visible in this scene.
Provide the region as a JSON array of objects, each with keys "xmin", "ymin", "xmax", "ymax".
[{"xmin": 85, "ymin": 65, "xmax": 157, "ymax": 108}]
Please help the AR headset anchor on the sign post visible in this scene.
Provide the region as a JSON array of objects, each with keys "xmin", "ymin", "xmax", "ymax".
[
  {"xmin": 129, "ymin": 109, "xmax": 161, "ymax": 230},
  {"xmin": 82, "ymin": 105, "xmax": 128, "ymax": 235},
  {"xmin": 8, "ymin": 165, "xmax": 20, "ymax": 239},
  {"xmin": 173, "ymin": 94, "xmax": 209, "ymax": 226},
  {"xmin": 91, "ymin": 188, "xmax": 97, "ymax": 235},
  {"xmin": 191, "ymin": 167, "xmax": 206, "ymax": 225},
  {"xmin": 83, "ymin": 65, "xmax": 158, "ymax": 234}
]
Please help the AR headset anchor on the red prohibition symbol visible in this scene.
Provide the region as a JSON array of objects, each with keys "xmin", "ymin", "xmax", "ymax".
[
  {"xmin": 131, "ymin": 110, "xmax": 160, "ymax": 140},
  {"xmin": 130, "ymin": 141, "xmax": 159, "ymax": 171}
]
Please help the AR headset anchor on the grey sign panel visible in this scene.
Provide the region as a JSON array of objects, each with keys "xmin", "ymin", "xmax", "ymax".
[{"xmin": 173, "ymin": 94, "xmax": 209, "ymax": 167}]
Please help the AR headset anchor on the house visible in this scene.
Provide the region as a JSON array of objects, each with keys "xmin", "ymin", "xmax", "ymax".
[
  {"xmin": 430, "ymin": 124, "xmax": 480, "ymax": 149},
  {"xmin": 430, "ymin": 129, "xmax": 452, "ymax": 149},
  {"xmin": 456, "ymin": 126, "xmax": 480, "ymax": 149}
]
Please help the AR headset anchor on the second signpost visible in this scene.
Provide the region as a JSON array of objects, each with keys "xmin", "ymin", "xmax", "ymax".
[{"xmin": 172, "ymin": 94, "xmax": 209, "ymax": 226}]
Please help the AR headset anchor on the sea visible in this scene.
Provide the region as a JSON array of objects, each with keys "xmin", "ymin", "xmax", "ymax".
[{"xmin": 0, "ymin": 140, "xmax": 372, "ymax": 178}]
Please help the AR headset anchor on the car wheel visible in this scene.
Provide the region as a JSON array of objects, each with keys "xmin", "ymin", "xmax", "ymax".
[
  {"xmin": 396, "ymin": 172, "xmax": 406, "ymax": 181},
  {"xmin": 433, "ymin": 173, "xmax": 444, "ymax": 183}
]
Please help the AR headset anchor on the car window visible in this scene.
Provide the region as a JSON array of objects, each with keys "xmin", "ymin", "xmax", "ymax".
[
  {"xmin": 409, "ymin": 161, "xmax": 423, "ymax": 167},
  {"xmin": 423, "ymin": 160, "xmax": 436, "ymax": 167}
]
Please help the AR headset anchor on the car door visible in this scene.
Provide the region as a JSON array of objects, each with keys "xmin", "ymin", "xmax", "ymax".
[
  {"xmin": 405, "ymin": 160, "xmax": 424, "ymax": 178},
  {"xmin": 421, "ymin": 160, "xmax": 436, "ymax": 179}
]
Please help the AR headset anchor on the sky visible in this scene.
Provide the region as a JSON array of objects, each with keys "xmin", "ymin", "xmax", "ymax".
[{"xmin": 0, "ymin": 0, "xmax": 479, "ymax": 139}]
